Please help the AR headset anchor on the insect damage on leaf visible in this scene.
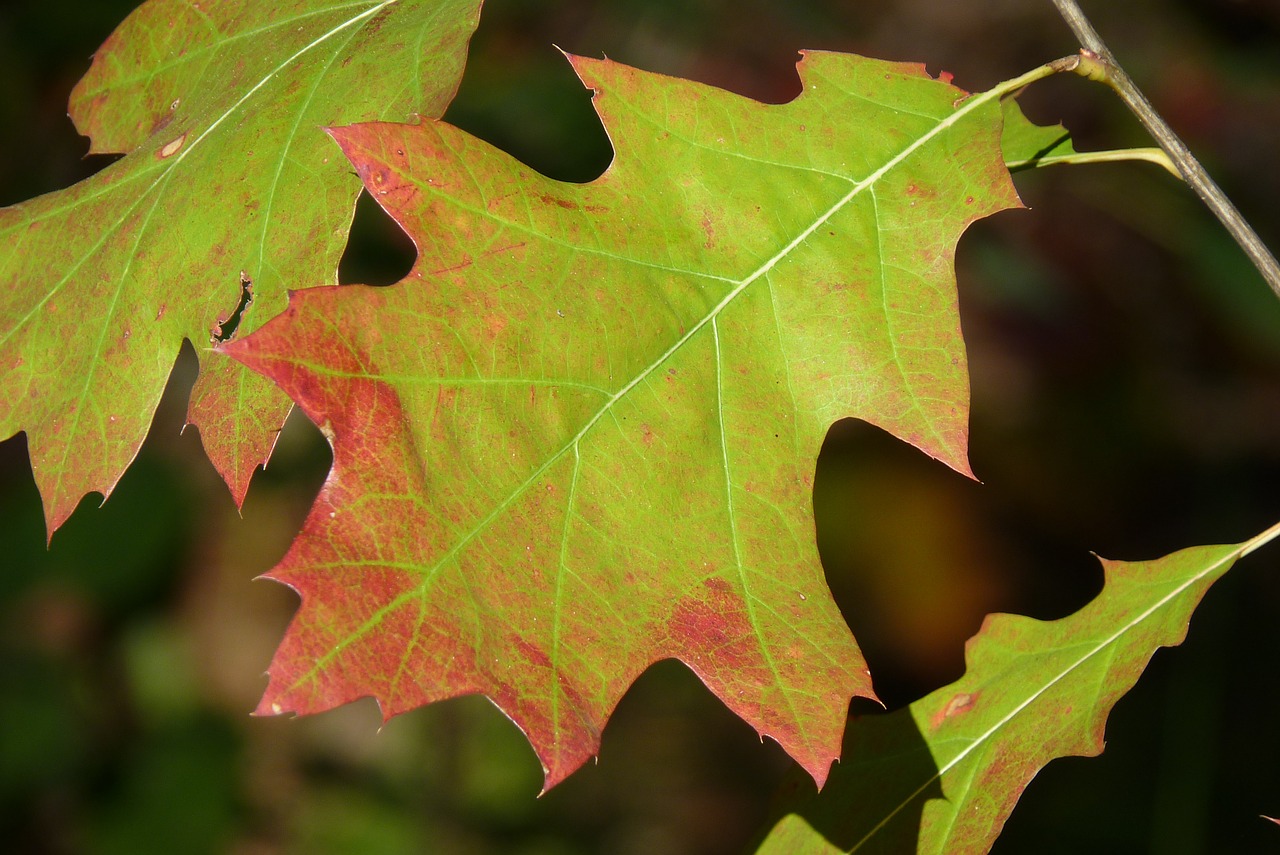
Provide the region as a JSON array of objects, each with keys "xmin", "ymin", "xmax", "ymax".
[{"xmin": 211, "ymin": 272, "xmax": 254, "ymax": 346}]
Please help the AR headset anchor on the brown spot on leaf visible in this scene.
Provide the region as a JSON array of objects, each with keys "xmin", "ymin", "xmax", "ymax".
[
  {"xmin": 158, "ymin": 132, "xmax": 187, "ymax": 159},
  {"xmin": 150, "ymin": 110, "xmax": 174, "ymax": 136},
  {"xmin": 540, "ymin": 194, "xmax": 578, "ymax": 210},
  {"xmin": 537, "ymin": 193, "xmax": 608, "ymax": 214},
  {"xmin": 931, "ymin": 691, "xmax": 978, "ymax": 728}
]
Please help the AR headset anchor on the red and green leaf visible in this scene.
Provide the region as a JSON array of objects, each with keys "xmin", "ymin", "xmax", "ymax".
[
  {"xmin": 0, "ymin": 0, "xmax": 482, "ymax": 534},
  {"xmin": 225, "ymin": 51, "xmax": 1035, "ymax": 789},
  {"xmin": 756, "ymin": 525, "xmax": 1279, "ymax": 854}
]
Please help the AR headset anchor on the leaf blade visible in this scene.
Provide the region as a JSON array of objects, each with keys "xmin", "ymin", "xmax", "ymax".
[
  {"xmin": 756, "ymin": 530, "xmax": 1273, "ymax": 854},
  {"xmin": 0, "ymin": 0, "xmax": 482, "ymax": 531},
  {"xmin": 226, "ymin": 51, "xmax": 1028, "ymax": 788}
]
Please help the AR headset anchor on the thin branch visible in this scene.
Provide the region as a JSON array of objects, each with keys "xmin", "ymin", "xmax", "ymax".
[{"xmin": 1049, "ymin": 0, "xmax": 1280, "ymax": 300}]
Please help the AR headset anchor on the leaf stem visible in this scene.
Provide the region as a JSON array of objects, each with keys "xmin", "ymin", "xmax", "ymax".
[
  {"xmin": 1048, "ymin": 0, "xmax": 1280, "ymax": 300},
  {"xmin": 1007, "ymin": 146, "xmax": 1178, "ymax": 177},
  {"xmin": 1239, "ymin": 518, "xmax": 1280, "ymax": 559},
  {"xmin": 987, "ymin": 54, "xmax": 1089, "ymax": 100}
]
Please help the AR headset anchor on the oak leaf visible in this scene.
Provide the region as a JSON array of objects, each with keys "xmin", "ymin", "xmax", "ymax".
[
  {"xmin": 756, "ymin": 531, "xmax": 1269, "ymax": 853},
  {"xmin": 226, "ymin": 51, "xmax": 1042, "ymax": 788},
  {"xmin": 0, "ymin": 0, "xmax": 482, "ymax": 533}
]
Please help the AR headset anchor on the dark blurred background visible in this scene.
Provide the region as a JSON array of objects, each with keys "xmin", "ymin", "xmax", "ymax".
[{"xmin": 3, "ymin": 0, "xmax": 1280, "ymax": 852}]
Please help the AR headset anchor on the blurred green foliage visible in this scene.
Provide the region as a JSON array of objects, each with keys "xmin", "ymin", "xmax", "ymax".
[{"xmin": 2, "ymin": 0, "xmax": 1280, "ymax": 852}]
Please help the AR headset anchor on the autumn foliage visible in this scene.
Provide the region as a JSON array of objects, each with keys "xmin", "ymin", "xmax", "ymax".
[{"xmin": 3, "ymin": 1, "xmax": 1278, "ymax": 852}]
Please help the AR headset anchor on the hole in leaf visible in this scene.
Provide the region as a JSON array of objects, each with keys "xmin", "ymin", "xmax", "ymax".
[
  {"xmin": 210, "ymin": 272, "xmax": 253, "ymax": 344},
  {"xmin": 337, "ymin": 190, "xmax": 417, "ymax": 286}
]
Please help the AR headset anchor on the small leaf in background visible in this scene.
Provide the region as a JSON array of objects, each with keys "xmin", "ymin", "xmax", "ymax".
[
  {"xmin": 0, "ymin": 0, "xmax": 482, "ymax": 534},
  {"xmin": 755, "ymin": 524, "xmax": 1279, "ymax": 854},
  {"xmin": 226, "ymin": 51, "xmax": 1036, "ymax": 789}
]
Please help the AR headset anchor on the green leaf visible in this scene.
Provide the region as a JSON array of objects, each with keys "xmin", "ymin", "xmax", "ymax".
[
  {"xmin": 755, "ymin": 524, "xmax": 1279, "ymax": 854},
  {"xmin": 1001, "ymin": 95, "xmax": 1177, "ymax": 175},
  {"xmin": 225, "ymin": 51, "xmax": 1034, "ymax": 789},
  {"xmin": 999, "ymin": 98, "xmax": 1076, "ymax": 170},
  {"xmin": 0, "ymin": 0, "xmax": 482, "ymax": 533}
]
